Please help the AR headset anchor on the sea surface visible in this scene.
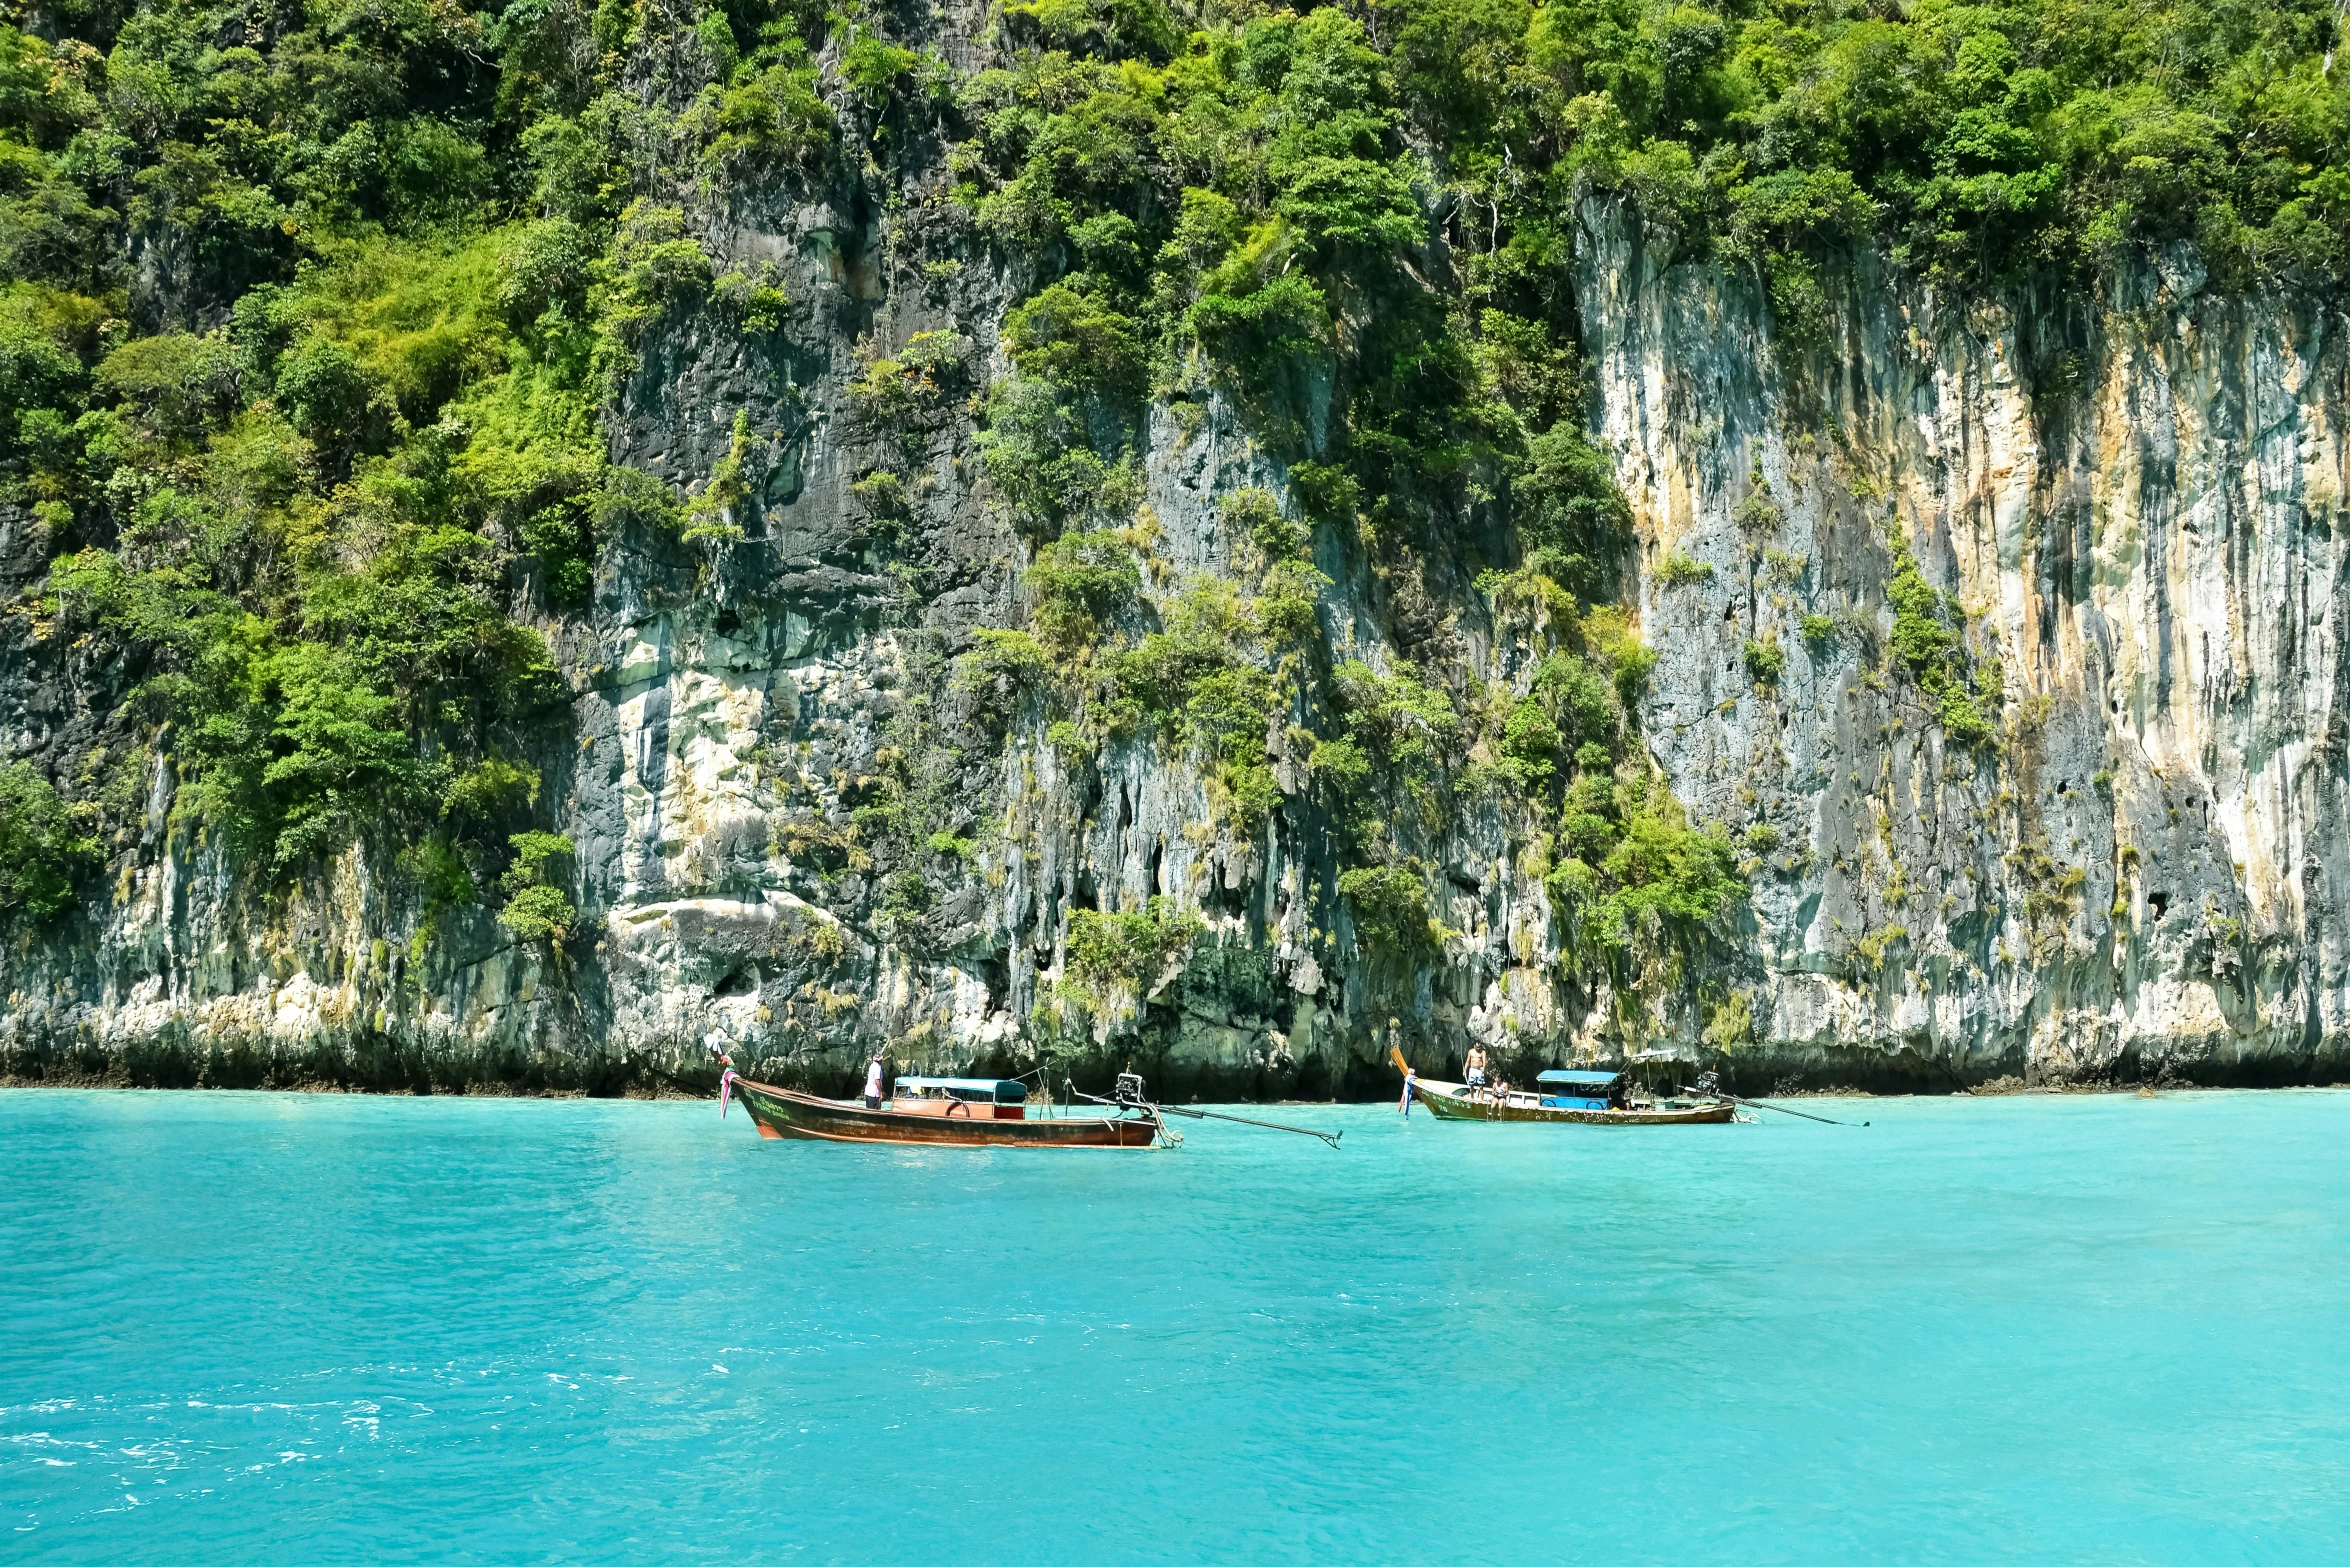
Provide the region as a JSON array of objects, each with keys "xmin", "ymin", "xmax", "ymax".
[{"xmin": 3, "ymin": 1087, "xmax": 2346, "ymax": 1564}]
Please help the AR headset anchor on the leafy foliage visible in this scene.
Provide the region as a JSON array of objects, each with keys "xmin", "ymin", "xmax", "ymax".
[
  {"xmin": 0, "ymin": 762, "xmax": 100, "ymax": 928},
  {"xmin": 1657, "ymin": 550, "xmax": 1714, "ymax": 587},
  {"xmin": 1026, "ymin": 530, "xmax": 1140, "ymax": 649},
  {"xmin": 954, "ymin": 628, "xmax": 1051, "ymax": 731},
  {"xmin": 498, "ymin": 831, "xmax": 577, "ymax": 944},
  {"xmin": 1887, "ymin": 534, "xmax": 1997, "ymax": 743},
  {"xmin": 1338, "ymin": 862, "xmax": 1437, "ymax": 953},
  {"xmin": 12, "ymin": 0, "xmax": 2186, "ymax": 1020},
  {"xmin": 1004, "ymin": 282, "xmax": 1147, "ymax": 399},
  {"xmin": 1110, "ymin": 580, "xmax": 1287, "ymax": 830},
  {"xmin": 1376, "ymin": 0, "xmax": 2350, "ymax": 293},
  {"xmin": 1065, "ymin": 896, "xmax": 1206, "ymax": 993},
  {"xmin": 1545, "ymin": 780, "xmax": 1747, "ymax": 955},
  {"xmin": 0, "ymin": 0, "xmax": 862, "ymax": 903}
]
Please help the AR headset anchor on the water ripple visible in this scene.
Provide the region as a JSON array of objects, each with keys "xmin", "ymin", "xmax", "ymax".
[{"xmin": 2, "ymin": 1088, "xmax": 2347, "ymax": 1562}]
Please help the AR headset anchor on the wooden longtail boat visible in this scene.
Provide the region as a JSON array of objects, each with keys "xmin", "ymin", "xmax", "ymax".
[
  {"xmin": 722, "ymin": 1071, "xmax": 1164, "ymax": 1148},
  {"xmin": 1394, "ymin": 1048, "xmax": 1736, "ymax": 1126},
  {"xmin": 1411, "ymin": 1078, "xmax": 1737, "ymax": 1125}
]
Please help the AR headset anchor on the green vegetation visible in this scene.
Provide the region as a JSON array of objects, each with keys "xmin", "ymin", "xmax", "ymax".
[
  {"xmin": 0, "ymin": 761, "xmax": 100, "ymax": 928},
  {"xmin": 23, "ymin": 0, "xmax": 2213, "ymax": 1011},
  {"xmin": 1372, "ymin": 0, "xmax": 2350, "ymax": 311},
  {"xmin": 1886, "ymin": 533, "xmax": 1998, "ymax": 743},
  {"xmin": 1317, "ymin": 656, "xmax": 1463, "ymax": 842},
  {"xmin": 684, "ymin": 410, "xmax": 756, "ymax": 547},
  {"xmin": 498, "ymin": 832, "xmax": 576, "ymax": 945},
  {"xmin": 953, "ymin": 0, "xmax": 1631, "ymax": 602},
  {"xmin": 0, "ymin": 0, "xmax": 865, "ymax": 928},
  {"xmin": 954, "ymin": 0, "xmax": 2334, "ymax": 562},
  {"xmin": 1657, "ymin": 550, "xmax": 1714, "ymax": 587},
  {"xmin": 1338, "ymin": 861, "xmax": 1440, "ymax": 953},
  {"xmin": 1063, "ymin": 896, "xmax": 1205, "ymax": 994},
  {"xmin": 953, "ymin": 628, "xmax": 1050, "ymax": 731},
  {"xmin": 1702, "ymin": 988, "xmax": 1753, "ymax": 1052},
  {"xmin": 1035, "ymin": 894, "xmax": 1208, "ymax": 1040},
  {"xmin": 1499, "ymin": 695, "xmax": 1565, "ymax": 785},
  {"xmin": 1026, "ymin": 530, "xmax": 1140, "ymax": 649},
  {"xmin": 1105, "ymin": 579, "xmax": 1288, "ymax": 830},
  {"xmin": 1544, "ymin": 772, "xmax": 1746, "ymax": 955}
]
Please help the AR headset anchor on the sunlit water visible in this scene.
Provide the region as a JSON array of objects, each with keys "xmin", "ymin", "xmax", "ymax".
[{"xmin": 3, "ymin": 1087, "xmax": 2346, "ymax": 1564}]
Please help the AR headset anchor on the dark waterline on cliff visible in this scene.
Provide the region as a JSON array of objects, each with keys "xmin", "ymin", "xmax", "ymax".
[{"xmin": 4, "ymin": 1090, "xmax": 2346, "ymax": 1564}]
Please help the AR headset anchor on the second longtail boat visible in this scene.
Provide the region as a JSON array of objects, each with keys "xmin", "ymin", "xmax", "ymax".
[{"xmin": 1393, "ymin": 1047, "xmax": 1736, "ymax": 1125}]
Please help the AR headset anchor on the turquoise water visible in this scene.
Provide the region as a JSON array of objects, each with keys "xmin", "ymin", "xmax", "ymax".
[{"xmin": 3, "ymin": 1090, "xmax": 2346, "ymax": 1564}]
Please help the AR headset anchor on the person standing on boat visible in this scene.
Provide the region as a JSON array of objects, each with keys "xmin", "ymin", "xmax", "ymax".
[
  {"xmin": 1465, "ymin": 1043, "xmax": 1489, "ymax": 1095},
  {"xmin": 863, "ymin": 1054, "xmax": 886, "ymax": 1109}
]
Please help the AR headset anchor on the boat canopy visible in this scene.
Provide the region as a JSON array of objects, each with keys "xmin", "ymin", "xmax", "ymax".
[
  {"xmin": 1535, "ymin": 1069, "xmax": 1622, "ymax": 1088},
  {"xmin": 896, "ymin": 1076, "xmax": 1029, "ymax": 1105}
]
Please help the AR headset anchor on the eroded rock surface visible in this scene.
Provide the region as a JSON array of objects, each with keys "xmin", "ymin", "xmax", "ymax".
[{"xmin": 7, "ymin": 44, "xmax": 2347, "ymax": 1097}]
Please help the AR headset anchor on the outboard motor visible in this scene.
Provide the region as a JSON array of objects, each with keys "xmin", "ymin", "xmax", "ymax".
[
  {"xmin": 1694, "ymin": 1070, "xmax": 1720, "ymax": 1097},
  {"xmin": 1113, "ymin": 1071, "xmax": 1150, "ymax": 1107}
]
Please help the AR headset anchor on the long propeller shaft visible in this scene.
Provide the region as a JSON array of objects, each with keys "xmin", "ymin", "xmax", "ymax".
[
  {"xmin": 1156, "ymin": 1102, "xmax": 1343, "ymax": 1148},
  {"xmin": 1066, "ymin": 1082, "xmax": 1342, "ymax": 1149},
  {"xmin": 1689, "ymin": 1087, "xmax": 1868, "ymax": 1127}
]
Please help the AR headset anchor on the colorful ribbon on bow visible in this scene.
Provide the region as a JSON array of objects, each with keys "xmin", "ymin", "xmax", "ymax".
[{"xmin": 719, "ymin": 1067, "xmax": 737, "ymax": 1118}]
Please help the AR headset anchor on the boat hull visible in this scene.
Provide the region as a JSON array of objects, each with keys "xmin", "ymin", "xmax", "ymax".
[
  {"xmin": 1411, "ymin": 1081, "xmax": 1735, "ymax": 1125},
  {"xmin": 731, "ymin": 1078, "xmax": 1162, "ymax": 1147}
]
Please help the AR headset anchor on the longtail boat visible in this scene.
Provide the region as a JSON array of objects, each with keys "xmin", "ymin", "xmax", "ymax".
[
  {"xmin": 721, "ymin": 1071, "xmax": 1164, "ymax": 1147},
  {"xmin": 1393, "ymin": 1047, "xmax": 1736, "ymax": 1126},
  {"xmin": 715, "ymin": 1065, "xmax": 1344, "ymax": 1150}
]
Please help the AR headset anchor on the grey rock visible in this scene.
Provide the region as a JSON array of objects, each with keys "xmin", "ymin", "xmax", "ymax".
[{"xmin": 6, "ymin": 81, "xmax": 2347, "ymax": 1098}]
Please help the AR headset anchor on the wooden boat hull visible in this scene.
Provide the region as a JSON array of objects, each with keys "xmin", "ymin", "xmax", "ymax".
[
  {"xmin": 1411, "ymin": 1080, "xmax": 1735, "ymax": 1125},
  {"xmin": 730, "ymin": 1078, "xmax": 1162, "ymax": 1147}
]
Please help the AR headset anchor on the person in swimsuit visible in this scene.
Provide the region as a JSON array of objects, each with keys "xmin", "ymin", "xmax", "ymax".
[
  {"xmin": 1465, "ymin": 1043, "xmax": 1488, "ymax": 1093},
  {"xmin": 863, "ymin": 1055, "xmax": 885, "ymax": 1108}
]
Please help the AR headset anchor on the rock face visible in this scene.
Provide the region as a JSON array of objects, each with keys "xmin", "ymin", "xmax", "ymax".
[
  {"xmin": 1582, "ymin": 206, "xmax": 2350, "ymax": 1088},
  {"xmin": 7, "ymin": 75, "xmax": 2349, "ymax": 1095}
]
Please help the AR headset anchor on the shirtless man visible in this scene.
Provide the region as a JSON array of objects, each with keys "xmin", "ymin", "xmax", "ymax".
[{"xmin": 1465, "ymin": 1043, "xmax": 1489, "ymax": 1094}]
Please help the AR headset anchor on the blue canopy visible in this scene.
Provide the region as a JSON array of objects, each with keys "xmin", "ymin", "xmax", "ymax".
[
  {"xmin": 1536, "ymin": 1069, "xmax": 1622, "ymax": 1087},
  {"xmin": 896, "ymin": 1076, "xmax": 1029, "ymax": 1105}
]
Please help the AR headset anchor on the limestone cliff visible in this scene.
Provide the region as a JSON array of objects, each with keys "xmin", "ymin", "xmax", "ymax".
[
  {"xmin": 1584, "ymin": 208, "xmax": 2349, "ymax": 1088},
  {"xmin": 6, "ymin": 13, "xmax": 2347, "ymax": 1096}
]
